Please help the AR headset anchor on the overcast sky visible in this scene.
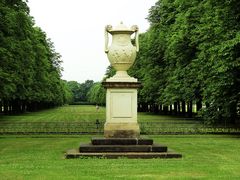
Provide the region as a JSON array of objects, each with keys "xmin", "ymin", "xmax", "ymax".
[{"xmin": 27, "ymin": 0, "xmax": 157, "ymax": 83}]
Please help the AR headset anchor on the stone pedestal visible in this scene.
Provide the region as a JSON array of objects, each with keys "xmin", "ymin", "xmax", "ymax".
[
  {"xmin": 65, "ymin": 137, "xmax": 182, "ymax": 159},
  {"xmin": 65, "ymin": 81, "xmax": 182, "ymax": 159},
  {"xmin": 102, "ymin": 81, "xmax": 141, "ymax": 138},
  {"xmin": 65, "ymin": 22, "xmax": 182, "ymax": 159}
]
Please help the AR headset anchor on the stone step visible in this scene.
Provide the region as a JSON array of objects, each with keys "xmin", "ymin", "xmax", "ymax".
[
  {"xmin": 79, "ymin": 143, "xmax": 167, "ymax": 153},
  {"xmin": 66, "ymin": 149, "xmax": 182, "ymax": 159},
  {"xmin": 91, "ymin": 137, "xmax": 153, "ymax": 145}
]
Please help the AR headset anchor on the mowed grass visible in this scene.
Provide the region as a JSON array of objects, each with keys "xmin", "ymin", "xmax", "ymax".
[
  {"xmin": 0, "ymin": 105, "xmax": 105, "ymax": 122},
  {"xmin": 0, "ymin": 105, "xmax": 195, "ymax": 123},
  {"xmin": 0, "ymin": 135, "xmax": 240, "ymax": 179},
  {"xmin": 0, "ymin": 105, "xmax": 203, "ymax": 134},
  {"xmin": 0, "ymin": 106, "xmax": 239, "ymax": 179}
]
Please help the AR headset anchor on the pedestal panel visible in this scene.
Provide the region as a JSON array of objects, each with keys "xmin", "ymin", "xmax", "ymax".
[{"xmin": 103, "ymin": 81, "xmax": 141, "ymax": 138}]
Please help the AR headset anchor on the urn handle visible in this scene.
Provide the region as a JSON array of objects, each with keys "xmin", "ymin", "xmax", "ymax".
[
  {"xmin": 105, "ymin": 25, "xmax": 112, "ymax": 53},
  {"xmin": 131, "ymin": 25, "xmax": 139, "ymax": 52}
]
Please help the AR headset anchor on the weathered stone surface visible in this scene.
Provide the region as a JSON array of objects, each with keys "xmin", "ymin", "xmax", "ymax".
[
  {"xmin": 65, "ymin": 23, "xmax": 183, "ymax": 159},
  {"xmin": 104, "ymin": 123, "xmax": 140, "ymax": 138},
  {"xmin": 91, "ymin": 137, "xmax": 153, "ymax": 145},
  {"xmin": 79, "ymin": 143, "xmax": 167, "ymax": 153},
  {"xmin": 138, "ymin": 139, "xmax": 153, "ymax": 145},
  {"xmin": 105, "ymin": 22, "xmax": 139, "ymax": 82},
  {"xmin": 66, "ymin": 137, "xmax": 182, "ymax": 159},
  {"xmin": 92, "ymin": 137, "xmax": 137, "ymax": 145},
  {"xmin": 104, "ymin": 130, "xmax": 139, "ymax": 138},
  {"xmin": 151, "ymin": 144, "xmax": 168, "ymax": 152},
  {"xmin": 102, "ymin": 81, "xmax": 142, "ymax": 89},
  {"xmin": 66, "ymin": 149, "xmax": 182, "ymax": 159},
  {"xmin": 79, "ymin": 144, "xmax": 152, "ymax": 152}
]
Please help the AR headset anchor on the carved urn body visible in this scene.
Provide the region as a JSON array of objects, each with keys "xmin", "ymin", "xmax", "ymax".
[{"xmin": 105, "ymin": 22, "xmax": 139, "ymax": 82}]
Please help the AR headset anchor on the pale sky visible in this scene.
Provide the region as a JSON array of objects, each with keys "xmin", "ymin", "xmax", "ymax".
[{"xmin": 28, "ymin": 0, "xmax": 157, "ymax": 83}]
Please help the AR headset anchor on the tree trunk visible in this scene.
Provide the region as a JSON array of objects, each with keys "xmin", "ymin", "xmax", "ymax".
[
  {"xmin": 142, "ymin": 103, "xmax": 148, "ymax": 112},
  {"xmin": 196, "ymin": 99, "xmax": 202, "ymax": 112},
  {"xmin": 3, "ymin": 100, "xmax": 9, "ymax": 115},
  {"xmin": 169, "ymin": 104, "xmax": 173, "ymax": 115},
  {"xmin": 137, "ymin": 104, "xmax": 141, "ymax": 112},
  {"xmin": 174, "ymin": 102, "xmax": 178, "ymax": 115},
  {"xmin": 153, "ymin": 104, "xmax": 159, "ymax": 113},
  {"xmin": 163, "ymin": 105, "xmax": 168, "ymax": 115},
  {"xmin": 182, "ymin": 101, "xmax": 186, "ymax": 116},
  {"xmin": 21, "ymin": 100, "xmax": 27, "ymax": 113},
  {"xmin": 159, "ymin": 104, "xmax": 163, "ymax": 113},
  {"xmin": 12, "ymin": 99, "xmax": 22, "ymax": 114},
  {"xmin": 177, "ymin": 101, "xmax": 181, "ymax": 114},
  {"xmin": 187, "ymin": 101, "xmax": 193, "ymax": 118},
  {"xmin": 0, "ymin": 100, "xmax": 2, "ymax": 114}
]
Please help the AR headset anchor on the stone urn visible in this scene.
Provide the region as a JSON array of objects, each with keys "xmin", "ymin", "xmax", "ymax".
[{"xmin": 105, "ymin": 22, "xmax": 139, "ymax": 82}]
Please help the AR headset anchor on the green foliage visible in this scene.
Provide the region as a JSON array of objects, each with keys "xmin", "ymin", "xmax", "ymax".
[
  {"xmin": 87, "ymin": 82, "xmax": 106, "ymax": 105},
  {"xmin": 0, "ymin": 0, "xmax": 71, "ymax": 113},
  {"xmin": 66, "ymin": 81, "xmax": 81, "ymax": 102},
  {"xmin": 66, "ymin": 80, "xmax": 94, "ymax": 103},
  {"xmin": 0, "ymin": 135, "xmax": 240, "ymax": 179},
  {"xmin": 130, "ymin": 0, "xmax": 240, "ymax": 124},
  {"xmin": 104, "ymin": 65, "xmax": 116, "ymax": 79}
]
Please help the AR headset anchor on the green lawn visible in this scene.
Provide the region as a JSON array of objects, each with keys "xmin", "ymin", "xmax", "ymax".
[
  {"xmin": 0, "ymin": 106, "xmax": 239, "ymax": 179},
  {"xmin": 0, "ymin": 135, "xmax": 240, "ymax": 179},
  {"xmin": 0, "ymin": 105, "xmax": 202, "ymax": 134},
  {"xmin": 0, "ymin": 105, "xmax": 195, "ymax": 123},
  {"xmin": 0, "ymin": 105, "xmax": 105, "ymax": 122}
]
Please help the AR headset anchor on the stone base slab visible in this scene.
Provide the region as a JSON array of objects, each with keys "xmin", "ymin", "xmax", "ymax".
[
  {"xmin": 91, "ymin": 137, "xmax": 153, "ymax": 145},
  {"xmin": 66, "ymin": 149, "xmax": 182, "ymax": 159},
  {"xmin": 79, "ymin": 144, "xmax": 167, "ymax": 152},
  {"xmin": 104, "ymin": 123, "xmax": 140, "ymax": 138},
  {"xmin": 65, "ymin": 137, "xmax": 182, "ymax": 159}
]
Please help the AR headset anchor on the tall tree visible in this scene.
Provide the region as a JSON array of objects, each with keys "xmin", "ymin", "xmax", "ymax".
[
  {"xmin": 126, "ymin": 0, "xmax": 240, "ymax": 123},
  {"xmin": 0, "ymin": 0, "xmax": 71, "ymax": 114}
]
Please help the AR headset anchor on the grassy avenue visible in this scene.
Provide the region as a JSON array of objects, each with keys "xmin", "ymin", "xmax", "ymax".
[{"xmin": 0, "ymin": 105, "xmax": 240, "ymax": 179}]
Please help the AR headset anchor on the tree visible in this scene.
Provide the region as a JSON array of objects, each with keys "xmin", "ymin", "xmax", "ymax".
[
  {"xmin": 78, "ymin": 80, "xmax": 94, "ymax": 102},
  {"xmin": 124, "ymin": 0, "xmax": 240, "ymax": 124},
  {"xmin": 67, "ymin": 80, "xmax": 94, "ymax": 103},
  {"xmin": 87, "ymin": 82, "xmax": 106, "ymax": 105},
  {"xmin": 0, "ymin": 0, "xmax": 70, "ymax": 114}
]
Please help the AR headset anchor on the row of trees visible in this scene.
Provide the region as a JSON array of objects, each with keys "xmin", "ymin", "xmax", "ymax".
[
  {"xmin": 0, "ymin": 0, "xmax": 72, "ymax": 114},
  {"xmin": 125, "ymin": 0, "xmax": 240, "ymax": 124},
  {"xmin": 87, "ymin": 82, "xmax": 105, "ymax": 105},
  {"xmin": 1, "ymin": 0, "xmax": 239, "ymax": 126},
  {"xmin": 66, "ymin": 80, "xmax": 105, "ymax": 105},
  {"xmin": 66, "ymin": 80, "xmax": 95, "ymax": 104},
  {"xmin": 90, "ymin": 0, "xmax": 240, "ymax": 125},
  {"xmin": 65, "ymin": 0, "xmax": 240, "ymax": 125}
]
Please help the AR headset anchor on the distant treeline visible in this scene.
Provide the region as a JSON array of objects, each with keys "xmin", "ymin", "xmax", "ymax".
[
  {"xmin": 0, "ymin": 1, "xmax": 72, "ymax": 114},
  {"xmin": 66, "ymin": 80, "xmax": 105, "ymax": 106}
]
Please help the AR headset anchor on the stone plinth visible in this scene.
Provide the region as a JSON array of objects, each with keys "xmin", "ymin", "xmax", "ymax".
[
  {"xmin": 65, "ymin": 137, "xmax": 182, "ymax": 159},
  {"xmin": 102, "ymin": 81, "xmax": 141, "ymax": 138},
  {"xmin": 65, "ymin": 81, "xmax": 182, "ymax": 159}
]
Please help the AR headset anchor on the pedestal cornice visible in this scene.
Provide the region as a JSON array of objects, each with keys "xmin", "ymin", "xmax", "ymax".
[{"xmin": 102, "ymin": 81, "xmax": 142, "ymax": 89}]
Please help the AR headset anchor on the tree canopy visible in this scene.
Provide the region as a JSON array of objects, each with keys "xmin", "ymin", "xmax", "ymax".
[
  {"xmin": 67, "ymin": 80, "xmax": 95, "ymax": 104},
  {"xmin": 0, "ymin": 0, "xmax": 72, "ymax": 114},
  {"xmin": 1, "ymin": 0, "xmax": 240, "ymax": 125},
  {"xmin": 126, "ymin": 0, "xmax": 240, "ymax": 124}
]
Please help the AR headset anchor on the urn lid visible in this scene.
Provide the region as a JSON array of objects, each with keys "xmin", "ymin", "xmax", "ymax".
[{"xmin": 106, "ymin": 22, "xmax": 138, "ymax": 34}]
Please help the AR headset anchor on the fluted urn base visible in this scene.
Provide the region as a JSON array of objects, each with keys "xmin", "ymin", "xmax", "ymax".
[{"xmin": 106, "ymin": 71, "xmax": 137, "ymax": 82}]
